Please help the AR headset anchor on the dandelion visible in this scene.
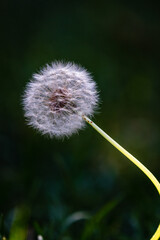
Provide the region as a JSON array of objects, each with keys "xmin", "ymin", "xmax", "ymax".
[
  {"xmin": 23, "ymin": 61, "xmax": 160, "ymax": 240},
  {"xmin": 23, "ymin": 62, "xmax": 98, "ymax": 137}
]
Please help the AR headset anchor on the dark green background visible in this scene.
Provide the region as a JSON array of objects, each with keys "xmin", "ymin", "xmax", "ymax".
[{"xmin": 0, "ymin": 1, "xmax": 160, "ymax": 239}]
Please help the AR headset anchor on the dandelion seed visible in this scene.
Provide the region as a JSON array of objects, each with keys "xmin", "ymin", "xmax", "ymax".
[{"xmin": 23, "ymin": 61, "xmax": 99, "ymax": 137}]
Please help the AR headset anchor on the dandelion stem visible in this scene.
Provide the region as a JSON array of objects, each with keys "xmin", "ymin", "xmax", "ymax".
[{"xmin": 83, "ymin": 115, "xmax": 160, "ymax": 240}]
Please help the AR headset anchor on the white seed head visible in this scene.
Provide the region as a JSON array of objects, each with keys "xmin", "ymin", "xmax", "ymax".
[{"xmin": 23, "ymin": 61, "xmax": 99, "ymax": 138}]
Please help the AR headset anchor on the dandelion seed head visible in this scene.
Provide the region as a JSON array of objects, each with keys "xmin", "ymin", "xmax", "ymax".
[{"xmin": 23, "ymin": 61, "xmax": 99, "ymax": 137}]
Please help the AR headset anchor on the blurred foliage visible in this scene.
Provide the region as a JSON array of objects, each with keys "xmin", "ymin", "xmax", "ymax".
[{"xmin": 0, "ymin": 0, "xmax": 160, "ymax": 239}]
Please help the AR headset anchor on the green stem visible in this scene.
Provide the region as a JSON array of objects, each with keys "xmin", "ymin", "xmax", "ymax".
[{"xmin": 83, "ymin": 115, "xmax": 160, "ymax": 240}]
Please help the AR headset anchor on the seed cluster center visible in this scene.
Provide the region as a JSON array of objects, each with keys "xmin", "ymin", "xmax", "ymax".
[{"xmin": 48, "ymin": 88, "xmax": 72, "ymax": 112}]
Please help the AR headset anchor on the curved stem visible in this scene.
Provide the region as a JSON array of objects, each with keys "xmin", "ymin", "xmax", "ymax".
[{"xmin": 83, "ymin": 115, "xmax": 160, "ymax": 240}]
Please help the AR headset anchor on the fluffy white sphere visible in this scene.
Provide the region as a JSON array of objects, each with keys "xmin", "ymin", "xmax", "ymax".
[{"xmin": 23, "ymin": 61, "xmax": 99, "ymax": 137}]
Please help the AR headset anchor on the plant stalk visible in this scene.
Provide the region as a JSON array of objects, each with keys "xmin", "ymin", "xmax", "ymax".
[{"xmin": 83, "ymin": 115, "xmax": 160, "ymax": 240}]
